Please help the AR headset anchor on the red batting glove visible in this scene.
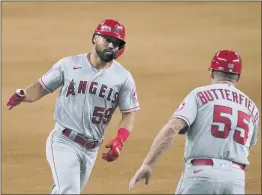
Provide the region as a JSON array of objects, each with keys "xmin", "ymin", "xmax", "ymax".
[
  {"xmin": 102, "ymin": 137, "xmax": 123, "ymax": 162},
  {"xmin": 102, "ymin": 128, "xmax": 130, "ymax": 162},
  {"xmin": 7, "ymin": 89, "xmax": 26, "ymax": 110}
]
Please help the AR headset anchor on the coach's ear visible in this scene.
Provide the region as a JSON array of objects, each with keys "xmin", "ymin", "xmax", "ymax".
[
  {"xmin": 236, "ymin": 75, "xmax": 240, "ymax": 82},
  {"xmin": 211, "ymin": 71, "xmax": 215, "ymax": 79}
]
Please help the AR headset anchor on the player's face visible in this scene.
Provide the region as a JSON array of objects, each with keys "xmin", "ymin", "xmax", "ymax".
[{"xmin": 94, "ymin": 35, "xmax": 120, "ymax": 62}]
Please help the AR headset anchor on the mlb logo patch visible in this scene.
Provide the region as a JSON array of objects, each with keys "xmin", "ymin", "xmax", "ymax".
[
  {"xmin": 228, "ymin": 63, "xmax": 234, "ymax": 72},
  {"xmin": 228, "ymin": 63, "xmax": 234, "ymax": 69}
]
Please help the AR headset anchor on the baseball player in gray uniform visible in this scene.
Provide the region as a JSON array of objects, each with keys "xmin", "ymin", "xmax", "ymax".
[
  {"xmin": 7, "ymin": 19, "xmax": 140, "ymax": 194},
  {"xmin": 129, "ymin": 50, "xmax": 259, "ymax": 194}
]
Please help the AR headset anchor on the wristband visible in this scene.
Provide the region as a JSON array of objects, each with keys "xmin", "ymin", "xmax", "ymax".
[
  {"xmin": 116, "ymin": 128, "xmax": 130, "ymax": 142},
  {"xmin": 16, "ymin": 89, "xmax": 26, "ymax": 98}
]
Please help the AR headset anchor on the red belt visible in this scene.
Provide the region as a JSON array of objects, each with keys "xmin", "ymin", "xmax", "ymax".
[
  {"xmin": 191, "ymin": 158, "xmax": 245, "ymax": 170},
  {"xmin": 62, "ymin": 129, "xmax": 100, "ymax": 150}
]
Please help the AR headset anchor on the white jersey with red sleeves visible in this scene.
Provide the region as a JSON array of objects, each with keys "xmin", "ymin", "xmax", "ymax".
[
  {"xmin": 39, "ymin": 53, "xmax": 140, "ymax": 140},
  {"xmin": 172, "ymin": 83, "xmax": 259, "ymax": 165}
]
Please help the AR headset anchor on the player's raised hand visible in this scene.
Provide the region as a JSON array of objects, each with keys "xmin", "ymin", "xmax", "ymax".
[
  {"xmin": 7, "ymin": 89, "xmax": 26, "ymax": 110},
  {"xmin": 102, "ymin": 137, "xmax": 123, "ymax": 162},
  {"xmin": 129, "ymin": 164, "xmax": 152, "ymax": 190}
]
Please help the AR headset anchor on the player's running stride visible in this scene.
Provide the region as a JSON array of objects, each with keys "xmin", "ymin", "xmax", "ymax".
[{"xmin": 7, "ymin": 19, "xmax": 140, "ymax": 194}]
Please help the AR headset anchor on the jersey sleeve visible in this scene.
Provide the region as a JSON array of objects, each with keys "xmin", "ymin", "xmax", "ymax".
[
  {"xmin": 118, "ymin": 73, "xmax": 140, "ymax": 113},
  {"xmin": 250, "ymin": 112, "xmax": 259, "ymax": 146},
  {"xmin": 171, "ymin": 90, "xmax": 198, "ymax": 130},
  {"xmin": 39, "ymin": 59, "xmax": 64, "ymax": 93}
]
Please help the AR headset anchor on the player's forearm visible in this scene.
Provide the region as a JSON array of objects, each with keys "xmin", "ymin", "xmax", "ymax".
[
  {"xmin": 118, "ymin": 111, "xmax": 136, "ymax": 133},
  {"xmin": 142, "ymin": 118, "xmax": 186, "ymax": 167},
  {"xmin": 111, "ymin": 111, "xmax": 136, "ymax": 143},
  {"xmin": 23, "ymin": 81, "xmax": 49, "ymax": 103},
  {"xmin": 142, "ymin": 123, "xmax": 178, "ymax": 167}
]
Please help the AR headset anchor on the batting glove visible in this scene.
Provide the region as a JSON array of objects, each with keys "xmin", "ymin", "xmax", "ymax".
[
  {"xmin": 7, "ymin": 89, "xmax": 26, "ymax": 110},
  {"xmin": 102, "ymin": 137, "xmax": 123, "ymax": 162}
]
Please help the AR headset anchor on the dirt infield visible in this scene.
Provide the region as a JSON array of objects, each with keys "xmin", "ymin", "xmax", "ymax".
[{"xmin": 2, "ymin": 2, "xmax": 261, "ymax": 194}]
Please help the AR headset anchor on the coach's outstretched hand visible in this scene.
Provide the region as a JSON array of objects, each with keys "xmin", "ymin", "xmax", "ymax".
[
  {"xmin": 102, "ymin": 137, "xmax": 123, "ymax": 162},
  {"xmin": 129, "ymin": 164, "xmax": 152, "ymax": 190},
  {"xmin": 7, "ymin": 89, "xmax": 26, "ymax": 110}
]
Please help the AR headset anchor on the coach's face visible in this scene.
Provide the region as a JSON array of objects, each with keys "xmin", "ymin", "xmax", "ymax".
[{"xmin": 94, "ymin": 35, "xmax": 120, "ymax": 62}]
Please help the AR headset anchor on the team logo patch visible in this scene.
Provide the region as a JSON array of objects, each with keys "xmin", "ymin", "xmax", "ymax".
[
  {"xmin": 177, "ymin": 102, "xmax": 185, "ymax": 111},
  {"xmin": 112, "ymin": 25, "xmax": 122, "ymax": 34},
  {"xmin": 133, "ymin": 90, "xmax": 138, "ymax": 102}
]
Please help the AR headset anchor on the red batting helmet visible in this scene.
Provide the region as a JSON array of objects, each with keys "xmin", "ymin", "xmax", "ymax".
[
  {"xmin": 92, "ymin": 19, "xmax": 126, "ymax": 59},
  {"xmin": 209, "ymin": 50, "xmax": 242, "ymax": 75}
]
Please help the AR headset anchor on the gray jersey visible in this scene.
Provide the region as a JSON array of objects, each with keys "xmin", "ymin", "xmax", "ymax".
[
  {"xmin": 39, "ymin": 53, "xmax": 140, "ymax": 140},
  {"xmin": 172, "ymin": 84, "xmax": 259, "ymax": 165}
]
